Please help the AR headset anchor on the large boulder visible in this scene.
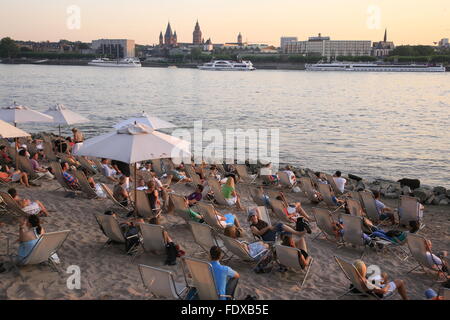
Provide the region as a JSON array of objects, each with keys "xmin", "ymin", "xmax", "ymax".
[
  {"xmin": 385, "ymin": 192, "xmax": 400, "ymax": 199},
  {"xmin": 447, "ymin": 189, "xmax": 450, "ymax": 198},
  {"xmin": 412, "ymin": 188, "xmax": 433, "ymax": 202},
  {"xmin": 348, "ymin": 174, "xmax": 363, "ymax": 181},
  {"xmin": 433, "ymin": 186, "xmax": 446, "ymax": 195},
  {"xmin": 397, "ymin": 178, "xmax": 420, "ymax": 190},
  {"xmin": 355, "ymin": 181, "xmax": 366, "ymax": 191},
  {"xmin": 439, "ymin": 199, "xmax": 449, "ymax": 206}
]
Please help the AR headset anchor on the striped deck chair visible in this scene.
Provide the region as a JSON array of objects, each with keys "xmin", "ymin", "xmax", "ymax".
[
  {"xmin": 234, "ymin": 164, "xmax": 257, "ymax": 184},
  {"xmin": 7, "ymin": 230, "xmax": 71, "ymax": 280},
  {"xmin": 275, "ymin": 244, "xmax": 314, "ymax": 288},
  {"xmin": 138, "ymin": 264, "xmax": 189, "ymax": 300},
  {"xmin": 398, "ymin": 196, "xmax": 424, "ymax": 230}
]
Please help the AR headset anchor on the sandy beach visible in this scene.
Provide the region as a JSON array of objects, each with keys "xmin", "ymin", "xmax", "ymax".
[{"xmin": 0, "ymin": 175, "xmax": 448, "ymax": 300}]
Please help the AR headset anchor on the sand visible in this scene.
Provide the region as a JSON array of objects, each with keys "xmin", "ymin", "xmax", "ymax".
[{"xmin": 0, "ymin": 177, "xmax": 448, "ymax": 300}]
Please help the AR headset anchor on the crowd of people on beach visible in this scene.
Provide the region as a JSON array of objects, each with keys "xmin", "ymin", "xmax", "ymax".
[{"xmin": 0, "ymin": 127, "xmax": 448, "ymax": 300}]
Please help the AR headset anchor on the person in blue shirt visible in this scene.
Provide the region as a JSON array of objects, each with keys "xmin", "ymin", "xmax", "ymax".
[{"xmin": 210, "ymin": 246, "xmax": 239, "ymax": 300}]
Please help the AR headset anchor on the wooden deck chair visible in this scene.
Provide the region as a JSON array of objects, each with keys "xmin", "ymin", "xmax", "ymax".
[
  {"xmin": 398, "ymin": 196, "xmax": 424, "ymax": 229},
  {"xmin": 100, "ymin": 183, "xmax": 132, "ymax": 213},
  {"xmin": 184, "ymin": 164, "xmax": 203, "ymax": 186},
  {"xmin": 274, "ymin": 244, "xmax": 314, "ymax": 288},
  {"xmin": 206, "ymin": 178, "xmax": 229, "ymax": 206},
  {"xmin": 138, "ymin": 264, "xmax": 189, "ymax": 299},
  {"xmin": 74, "ymin": 170, "xmax": 98, "ymax": 199},
  {"xmin": 406, "ymin": 234, "xmax": 447, "ymax": 280},
  {"xmin": 7, "ymin": 230, "xmax": 71, "ymax": 280},
  {"xmin": 299, "ymin": 177, "xmax": 320, "ymax": 204},
  {"xmin": 334, "ymin": 256, "xmax": 394, "ymax": 300},
  {"xmin": 195, "ymin": 201, "xmax": 225, "ymax": 232},
  {"xmin": 270, "ymin": 198, "xmax": 294, "ymax": 224},
  {"xmin": 182, "ymin": 256, "xmax": 233, "ymax": 300},
  {"xmin": 312, "ymin": 207, "xmax": 341, "ymax": 243},
  {"xmin": 234, "ymin": 164, "xmax": 257, "ymax": 184},
  {"xmin": 50, "ymin": 162, "xmax": 79, "ymax": 193},
  {"xmin": 278, "ymin": 171, "xmax": 295, "ymax": 188},
  {"xmin": 340, "ymin": 215, "xmax": 367, "ymax": 258},
  {"xmin": 325, "ymin": 174, "xmax": 344, "ymax": 196},
  {"xmin": 17, "ymin": 155, "xmax": 42, "ymax": 182},
  {"xmin": 0, "ymin": 191, "xmax": 28, "ymax": 217},
  {"xmin": 359, "ymin": 191, "xmax": 383, "ymax": 224},
  {"xmin": 135, "ymin": 190, "xmax": 160, "ymax": 219},
  {"xmin": 346, "ymin": 198, "xmax": 365, "ymax": 217},
  {"xmin": 318, "ymin": 183, "xmax": 342, "ymax": 211},
  {"xmin": 188, "ymin": 221, "xmax": 220, "ymax": 255},
  {"xmin": 220, "ymin": 235, "xmax": 269, "ymax": 265}
]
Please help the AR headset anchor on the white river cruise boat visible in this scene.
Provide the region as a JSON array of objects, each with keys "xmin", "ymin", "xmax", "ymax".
[
  {"xmin": 88, "ymin": 57, "xmax": 142, "ymax": 67},
  {"xmin": 305, "ymin": 62, "xmax": 445, "ymax": 72},
  {"xmin": 198, "ymin": 60, "xmax": 256, "ymax": 71}
]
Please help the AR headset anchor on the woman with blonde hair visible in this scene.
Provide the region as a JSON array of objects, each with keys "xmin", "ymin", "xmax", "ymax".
[
  {"xmin": 71, "ymin": 128, "xmax": 84, "ymax": 154},
  {"xmin": 224, "ymin": 225, "xmax": 268, "ymax": 258},
  {"xmin": 221, "ymin": 176, "xmax": 243, "ymax": 210}
]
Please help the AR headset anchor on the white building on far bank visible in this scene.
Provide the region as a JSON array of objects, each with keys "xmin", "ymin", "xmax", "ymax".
[{"xmin": 91, "ymin": 39, "xmax": 135, "ymax": 58}]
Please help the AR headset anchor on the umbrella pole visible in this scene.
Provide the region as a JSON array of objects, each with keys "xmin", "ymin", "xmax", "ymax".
[
  {"xmin": 14, "ymin": 122, "xmax": 18, "ymax": 170},
  {"xmin": 59, "ymin": 125, "xmax": 62, "ymax": 154},
  {"xmin": 134, "ymin": 162, "xmax": 138, "ymax": 217}
]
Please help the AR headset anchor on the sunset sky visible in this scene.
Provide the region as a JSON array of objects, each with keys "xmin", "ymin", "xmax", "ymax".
[{"xmin": 1, "ymin": 0, "xmax": 449, "ymax": 46}]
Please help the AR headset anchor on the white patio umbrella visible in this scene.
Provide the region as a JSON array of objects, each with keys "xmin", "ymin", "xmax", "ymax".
[
  {"xmin": 74, "ymin": 123, "xmax": 191, "ymax": 215},
  {"xmin": 44, "ymin": 104, "xmax": 89, "ymax": 152},
  {"xmin": 0, "ymin": 102, "xmax": 54, "ymax": 168},
  {"xmin": 113, "ymin": 111, "xmax": 176, "ymax": 130},
  {"xmin": 0, "ymin": 119, "xmax": 30, "ymax": 139}
]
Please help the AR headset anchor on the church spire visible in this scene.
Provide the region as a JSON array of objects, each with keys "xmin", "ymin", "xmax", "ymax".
[{"xmin": 384, "ymin": 28, "xmax": 387, "ymax": 42}]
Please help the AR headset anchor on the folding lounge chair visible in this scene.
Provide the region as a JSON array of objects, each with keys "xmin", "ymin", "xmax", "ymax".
[
  {"xmin": 100, "ymin": 183, "xmax": 132, "ymax": 213},
  {"xmin": 299, "ymin": 177, "xmax": 320, "ymax": 204},
  {"xmin": 306, "ymin": 170, "xmax": 321, "ymax": 188},
  {"xmin": 312, "ymin": 207, "xmax": 339, "ymax": 242},
  {"xmin": 346, "ymin": 198, "xmax": 365, "ymax": 217},
  {"xmin": 334, "ymin": 255, "xmax": 395, "ymax": 300},
  {"xmin": 248, "ymin": 187, "xmax": 267, "ymax": 207},
  {"xmin": 220, "ymin": 235, "xmax": 269, "ymax": 266},
  {"xmin": 182, "ymin": 256, "xmax": 234, "ymax": 300},
  {"xmin": 168, "ymin": 193, "xmax": 190, "ymax": 223},
  {"xmin": 134, "ymin": 190, "xmax": 160, "ymax": 219},
  {"xmin": 76, "ymin": 156, "xmax": 98, "ymax": 176},
  {"xmin": 206, "ymin": 178, "xmax": 229, "ymax": 206},
  {"xmin": 325, "ymin": 174, "xmax": 344, "ymax": 196},
  {"xmin": 50, "ymin": 162, "xmax": 80, "ymax": 193},
  {"xmin": 43, "ymin": 140, "xmax": 58, "ymax": 162},
  {"xmin": 74, "ymin": 170, "xmax": 98, "ymax": 199},
  {"xmin": 133, "ymin": 223, "xmax": 166, "ymax": 261},
  {"xmin": 0, "ymin": 191, "xmax": 28, "ymax": 217},
  {"xmin": 274, "ymin": 244, "xmax": 314, "ymax": 288},
  {"xmin": 270, "ymin": 199, "xmax": 294, "ymax": 224},
  {"xmin": 184, "ymin": 164, "xmax": 203, "ymax": 187},
  {"xmin": 195, "ymin": 201, "xmax": 225, "ymax": 232},
  {"xmin": 406, "ymin": 233, "xmax": 447, "ymax": 281},
  {"xmin": 318, "ymin": 183, "xmax": 343, "ymax": 211},
  {"xmin": 340, "ymin": 214, "xmax": 367, "ymax": 258},
  {"xmin": 138, "ymin": 264, "xmax": 189, "ymax": 299},
  {"xmin": 94, "ymin": 213, "xmax": 138, "ymax": 254},
  {"xmin": 188, "ymin": 221, "xmax": 221, "ymax": 255},
  {"xmin": 278, "ymin": 171, "xmax": 296, "ymax": 189},
  {"xmin": 358, "ymin": 191, "xmax": 385, "ymax": 225},
  {"xmin": 234, "ymin": 164, "xmax": 257, "ymax": 184},
  {"xmin": 398, "ymin": 196, "xmax": 424, "ymax": 230},
  {"xmin": 7, "ymin": 230, "xmax": 71, "ymax": 281},
  {"xmin": 151, "ymin": 159, "xmax": 165, "ymax": 177},
  {"xmin": 17, "ymin": 155, "xmax": 43, "ymax": 182}
]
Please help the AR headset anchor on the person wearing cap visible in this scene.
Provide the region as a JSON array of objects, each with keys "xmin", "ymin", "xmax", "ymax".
[
  {"xmin": 71, "ymin": 128, "xmax": 84, "ymax": 154},
  {"xmin": 424, "ymin": 288, "xmax": 443, "ymax": 300},
  {"xmin": 248, "ymin": 209, "xmax": 305, "ymax": 242}
]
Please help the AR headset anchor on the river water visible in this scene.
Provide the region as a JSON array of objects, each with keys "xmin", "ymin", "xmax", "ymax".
[{"xmin": 1, "ymin": 64, "xmax": 449, "ymax": 187}]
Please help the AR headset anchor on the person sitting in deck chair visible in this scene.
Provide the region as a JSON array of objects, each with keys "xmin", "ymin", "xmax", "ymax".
[
  {"xmin": 373, "ymin": 191, "xmax": 396, "ymax": 225},
  {"xmin": 424, "ymin": 239, "xmax": 449, "ymax": 275},
  {"xmin": 333, "ymin": 170, "xmax": 347, "ymax": 193},
  {"xmin": 249, "ymin": 211, "xmax": 306, "ymax": 242},
  {"xmin": 169, "ymin": 166, "xmax": 191, "ymax": 183},
  {"xmin": 214, "ymin": 208, "xmax": 243, "ymax": 234},
  {"xmin": 29, "ymin": 152, "xmax": 54, "ymax": 180},
  {"xmin": 260, "ymin": 162, "xmax": 279, "ymax": 185},
  {"xmin": 187, "ymin": 184, "xmax": 204, "ymax": 206},
  {"xmin": 282, "ymin": 165, "xmax": 297, "ymax": 186},
  {"xmin": 150, "ymin": 216, "xmax": 185, "ymax": 264},
  {"xmin": 221, "ymin": 177, "xmax": 244, "ymax": 210},
  {"xmin": 183, "ymin": 198, "xmax": 205, "ymax": 223},
  {"xmin": 0, "ymin": 145, "xmax": 13, "ymax": 165},
  {"xmin": 135, "ymin": 178, "xmax": 148, "ymax": 191},
  {"xmin": 101, "ymin": 158, "xmax": 120, "ymax": 183},
  {"xmin": 279, "ymin": 234, "xmax": 312, "ymax": 271},
  {"xmin": 113, "ymin": 176, "xmax": 130, "ymax": 207},
  {"xmin": 275, "ymin": 194, "xmax": 313, "ymax": 223},
  {"xmin": 0, "ymin": 164, "xmax": 30, "ymax": 187},
  {"xmin": 353, "ymin": 259, "xmax": 409, "ymax": 300},
  {"xmin": 210, "ymin": 245, "xmax": 240, "ymax": 300},
  {"xmin": 224, "ymin": 225, "xmax": 269, "ymax": 258},
  {"xmin": 8, "ymin": 188, "xmax": 49, "ymax": 217}
]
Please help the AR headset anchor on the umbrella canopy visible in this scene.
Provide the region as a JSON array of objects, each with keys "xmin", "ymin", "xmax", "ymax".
[
  {"xmin": 44, "ymin": 104, "xmax": 89, "ymax": 125},
  {"xmin": 0, "ymin": 119, "xmax": 30, "ymax": 138},
  {"xmin": 74, "ymin": 123, "xmax": 190, "ymax": 164},
  {"xmin": 0, "ymin": 102, "xmax": 54, "ymax": 124},
  {"xmin": 113, "ymin": 112, "xmax": 176, "ymax": 130}
]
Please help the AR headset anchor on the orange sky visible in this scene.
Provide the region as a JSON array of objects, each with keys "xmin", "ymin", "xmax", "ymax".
[{"xmin": 1, "ymin": 0, "xmax": 449, "ymax": 46}]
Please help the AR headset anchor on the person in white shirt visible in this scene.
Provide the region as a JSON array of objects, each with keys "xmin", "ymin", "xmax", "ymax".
[
  {"xmin": 333, "ymin": 171, "xmax": 347, "ymax": 193},
  {"xmin": 282, "ymin": 166, "xmax": 296, "ymax": 186},
  {"xmin": 101, "ymin": 158, "xmax": 119, "ymax": 182}
]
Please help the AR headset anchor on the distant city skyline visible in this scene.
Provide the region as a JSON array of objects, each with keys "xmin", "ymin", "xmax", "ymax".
[{"xmin": 1, "ymin": 0, "xmax": 449, "ymax": 46}]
